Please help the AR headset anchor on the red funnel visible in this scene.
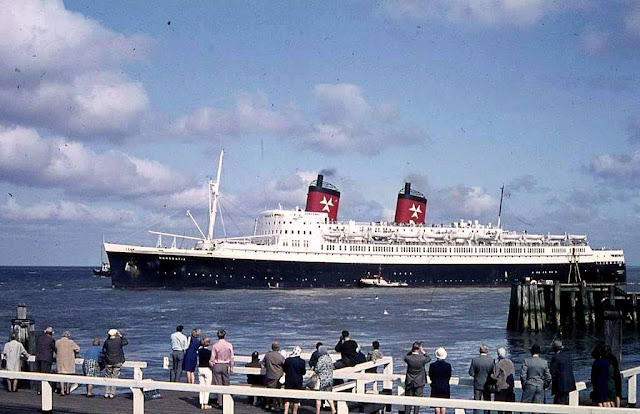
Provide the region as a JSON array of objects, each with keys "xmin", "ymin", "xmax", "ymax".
[
  {"xmin": 305, "ymin": 174, "xmax": 340, "ymax": 222},
  {"xmin": 394, "ymin": 182, "xmax": 427, "ymax": 224}
]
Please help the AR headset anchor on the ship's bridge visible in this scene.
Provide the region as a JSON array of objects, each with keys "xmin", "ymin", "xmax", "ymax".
[{"xmin": 253, "ymin": 208, "xmax": 328, "ymax": 238}]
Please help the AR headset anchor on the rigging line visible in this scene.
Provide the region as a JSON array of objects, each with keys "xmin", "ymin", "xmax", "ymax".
[
  {"xmin": 219, "ymin": 194, "xmax": 257, "ymax": 220},
  {"xmin": 114, "ymin": 208, "xmax": 184, "ymax": 243},
  {"xmin": 218, "ymin": 201, "xmax": 243, "ymax": 235}
]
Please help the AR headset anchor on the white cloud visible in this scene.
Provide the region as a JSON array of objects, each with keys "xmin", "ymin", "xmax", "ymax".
[
  {"xmin": 0, "ymin": 0, "xmax": 151, "ymax": 137},
  {"xmin": 1, "ymin": 198, "xmax": 137, "ymax": 224},
  {"xmin": 430, "ymin": 185, "xmax": 499, "ymax": 222},
  {"xmin": 313, "ymin": 84, "xmax": 372, "ymax": 123},
  {"xmin": 169, "ymin": 84, "xmax": 425, "ymax": 155},
  {"xmin": 588, "ymin": 151, "xmax": 640, "ymax": 186},
  {"xmin": 0, "ymin": 125, "xmax": 190, "ymax": 198},
  {"xmin": 378, "ymin": 0, "xmax": 585, "ymax": 27},
  {"xmin": 170, "ymin": 92, "xmax": 298, "ymax": 138},
  {"xmin": 301, "ymin": 84, "xmax": 425, "ymax": 155}
]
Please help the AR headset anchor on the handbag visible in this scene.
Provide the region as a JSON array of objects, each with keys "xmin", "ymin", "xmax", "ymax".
[
  {"xmin": 307, "ymin": 373, "xmax": 320, "ymax": 390},
  {"xmin": 485, "ymin": 372, "xmax": 498, "ymax": 393},
  {"xmin": 98, "ymin": 351, "xmax": 106, "ymax": 371},
  {"xmin": 1, "ymin": 356, "xmax": 6, "ymax": 370}
]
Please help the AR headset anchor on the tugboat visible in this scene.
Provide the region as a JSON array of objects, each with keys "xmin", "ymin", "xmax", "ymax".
[{"xmin": 359, "ymin": 265, "xmax": 408, "ymax": 288}]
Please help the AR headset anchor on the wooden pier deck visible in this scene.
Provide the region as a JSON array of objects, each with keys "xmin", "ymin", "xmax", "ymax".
[{"xmin": 0, "ymin": 388, "xmax": 325, "ymax": 414}]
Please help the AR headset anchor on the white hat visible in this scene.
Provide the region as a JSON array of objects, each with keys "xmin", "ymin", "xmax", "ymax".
[
  {"xmin": 435, "ymin": 347, "xmax": 447, "ymax": 360},
  {"xmin": 108, "ymin": 329, "xmax": 118, "ymax": 337},
  {"xmin": 497, "ymin": 347, "xmax": 507, "ymax": 358}
]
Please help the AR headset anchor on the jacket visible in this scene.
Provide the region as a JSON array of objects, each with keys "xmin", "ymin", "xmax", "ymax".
[
  {"xmin": 550, "ymin": 350, "xmax": 576, "ymax": 395},
  {"xmin": 36, "ymin": 333, "xmax": 56, "ymax": 363},
  {"xmin": 103, "ymin": 336, "xmax": 128, "ymax": 365},
  {"xmin": 469, "ymin": 354, "xmax": 494, "ymax": 391},
  {"xmin": 521, "ymin": 355, "xmax": 551, "ymax": 389},
  {"xmin": 262, "ymin": 350, "xmax": 285, "ymax": 380},
  {"xmin": 404, "ymin": 352, "xmax": 431, "ymax": 388},
  {"xmin": 492, "ymin": 357, "xmax": 515, "ymax": 393}
]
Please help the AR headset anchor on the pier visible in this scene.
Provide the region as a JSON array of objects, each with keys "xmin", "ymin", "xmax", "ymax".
[{"xmin": 507, "ymin": 281, "xmax": 638, "ymax": 333}]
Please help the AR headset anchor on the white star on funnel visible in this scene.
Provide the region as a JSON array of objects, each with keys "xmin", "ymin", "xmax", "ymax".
[
  {"xmin": 409, "ymin": 203, "xmax": 422, "ymax": 219},
  {"xmin": 320, "ymin": 196, "xmax": 334, "ymax": 212}
]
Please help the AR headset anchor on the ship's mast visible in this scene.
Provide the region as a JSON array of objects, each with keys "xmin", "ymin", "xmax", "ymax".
[
  {"xmin": 207, "ymin": 150, "xmax": 225, "ymax": 241},
  {"xmin": 497, "ymin": 184, "xmax": 504, "ymax": 229}
]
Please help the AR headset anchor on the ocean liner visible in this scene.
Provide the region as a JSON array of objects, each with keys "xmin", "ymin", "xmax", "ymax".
[{"xmin": 104, "ymin": 151, "xmax": 626, "ymax": 289}]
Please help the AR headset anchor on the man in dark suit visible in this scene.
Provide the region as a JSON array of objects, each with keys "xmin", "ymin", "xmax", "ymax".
[
  {"xmin": 469, "ymin": 344, "xmax": 494, "ymax": 414},
  {"xmin": 549, "ymin": 340, "xmax": 576, "ymax": 405},
  {"xmin": 404, "ymin": 342, "xmax": 431, "ymax": 414},
  {"xmin": 35, "ymin": 327, "xmax": 55, "ymax": 394}
]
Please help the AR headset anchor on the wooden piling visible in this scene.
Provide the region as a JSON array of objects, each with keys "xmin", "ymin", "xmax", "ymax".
[
  {"xmin": 570, "ymin": 291, "xmax": 577, "ymax": 323},
  {"xmin": 538, "ymin": 285, "xmax": 546, "ymax": 330},
  {"xmin": 580, "ymin": 283, "xmax": 590, "ymax": 328},
  {"xmin": 554, "ymin": 282, "xmax": 561, "ymax": 330},
  {"xmin": 507, "ymin": 285, "xmax": 519, "ymax": 331},
  {"xmin": 522, "ymin": 284, "xmax": 530, "ymax": 332},
  {"xmin": 632, "ymin": 294, "xmax": 638, "ymax": 328},
  {"xmin": 588, "ymin": 290, "xmax": 596, "ymax": 326}
]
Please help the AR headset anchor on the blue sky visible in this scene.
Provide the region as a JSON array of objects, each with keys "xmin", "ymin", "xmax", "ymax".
[{"xmin": 0, "ymin": 0, "xmax": 639, "ymax": 265}]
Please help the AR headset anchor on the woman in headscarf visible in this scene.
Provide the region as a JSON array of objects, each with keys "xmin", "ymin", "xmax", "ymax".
[
  {"xmin": 2, "ymin": 332, "xmax": 29, "ymax": 392},
  {"xmin": 55, "ymin": 330, "xmax": 80, "ymax": 395},
  {"xmin": 283, "ymin": 346, "xmax": 306, "ymax": 414},
  {"xmin": 314, "ymin": 345, "xmax": 336, "ymax": 414}
]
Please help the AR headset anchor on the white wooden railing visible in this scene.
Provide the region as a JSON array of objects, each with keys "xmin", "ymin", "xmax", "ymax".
[
  {"xmin": 26, "ymin": 355, "xmax": 147, "ymax": 380},
  {"xmin": 622, "ymin": 366, "xmax": 640, "ymax": 406},
  {"xmin": 0, "ymin": 370, "xmax": 635, "ymax": 414}
]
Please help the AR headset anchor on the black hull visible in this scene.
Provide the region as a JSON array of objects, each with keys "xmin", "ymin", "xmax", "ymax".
[{"xmin": 106, "ymin": 252, "xmax": 626, "ymax": 289}]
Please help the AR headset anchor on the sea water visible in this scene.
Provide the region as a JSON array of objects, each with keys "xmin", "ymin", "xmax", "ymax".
[{"xmin": 1, "ymin": 266, "xmax": 639, "ymax": 399}]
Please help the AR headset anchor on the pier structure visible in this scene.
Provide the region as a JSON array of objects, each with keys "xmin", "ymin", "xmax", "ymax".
[
  {"xmin": 507, "ymin": 281, "xmax": 638, "ymax": 334},
  {"xmin": 2, "ymin": 354, "xmax": 640, "ymax": 413}
]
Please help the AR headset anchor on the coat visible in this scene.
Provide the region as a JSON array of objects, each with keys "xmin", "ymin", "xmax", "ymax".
[
  {"xmin": 103, "ymin": 336, "xmax": 128, "ymax": 365},
  {"xmin": 262, "ymin": 350, "xmax": 285, "ymax": 381},
  {"xmin": 469, "ymin": 354, "xmax": 494, "ymax": 391},
  {"xmin": 36, "ymin": 333, "xmax": 55, "ymax": 363},
  {"xmin": 55, "ymin": 337, "xmax": 80, "ymax": 374},
  {"xmin": 550, "ymin": 350, "xmax": 576, "ymax": 395},
  {"xmin": 521, "ymin": 355, "xmax": 551, "ymax": 389},
  {"xmin": 3, "ymin": 340, "xmax": 28, "ymax": 372},
  {"xmin": 492, "ymin": 357, "xmax": 515, "ymax": 393},
  {"xmin": 404, "ymin": 352, "xmax": 431, "ymax": 388}
]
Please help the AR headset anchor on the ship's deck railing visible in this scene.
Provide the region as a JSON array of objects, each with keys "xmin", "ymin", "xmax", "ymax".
[{"xmin": 0, "ymin": 369, "xmax": 634, "ymax": 414}]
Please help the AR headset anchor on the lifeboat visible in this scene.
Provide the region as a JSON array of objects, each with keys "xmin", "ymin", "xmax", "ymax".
[
  {"xmin": 547, "ymin": 234, "xmax": 567, "ymax": 241},
  {"xmin": 396, "ymin": 227, "xmax": 422, "ymax": 240},
  {"xmin": 322, "ymin": 228, "xmax": 342, "ymax": 240},
  {"xmin": 568, "ymin": 234, "xmax": 587, "ymax": 241},
  {"xmin": 524, "ymin": 234, "xmax": 544, "ymax": 242},
  {"xmin": 500, "ymin": 233, "xmax": 522, "ymax": 242},
  {"xmin": 475, "ymin": 232, "xmax": 497, "ymax": 242}
]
